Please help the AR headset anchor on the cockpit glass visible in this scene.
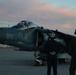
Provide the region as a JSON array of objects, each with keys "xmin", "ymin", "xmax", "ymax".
[
  {"xmin": 12, "ymin": 24, "xmax": 24, "ymax": 29},
  {"xmin": 28, "ymin": 22, "xmax": 33, "ymax": 25},
  {"xmin": 18, "ymin": 21, "xmax": 27, "ymax": 26},
  {"xmin": 11, "ymin": 20, "xmax": 38, "ymax": 30}
]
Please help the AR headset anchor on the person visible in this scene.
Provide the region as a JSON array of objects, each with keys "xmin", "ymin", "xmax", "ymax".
[
  {"xmin": 44, "ymin": 33, "xmax": 60, "ymax": 75},
  {"xmin": 68, "ymin": 31, "xmax": 76, "ymax": 75}
]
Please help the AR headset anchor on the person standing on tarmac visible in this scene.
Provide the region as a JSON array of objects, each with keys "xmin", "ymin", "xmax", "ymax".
[
  {"xmin": 68, "ymin": 30, "xmax": 76, "ymax": 75},
  {"xmin": 44, "ymin": 33, "xmax": 60, "ymax": 75}
]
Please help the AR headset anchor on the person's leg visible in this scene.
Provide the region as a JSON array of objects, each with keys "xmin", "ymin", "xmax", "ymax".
[
  {"xmin": 69, "ymin": 58, "xmax": 75, "ymax": 75},
  {"xmin": 69, "ymin": 66, "xmax": 75, "ymax": 75},
  {"xmin": 53, "ymin": 58, "xmax": 57, "ymax": 75},
  {"xmin": 47, "ymin": 59, "xmax": 52, "ymax": 75}
]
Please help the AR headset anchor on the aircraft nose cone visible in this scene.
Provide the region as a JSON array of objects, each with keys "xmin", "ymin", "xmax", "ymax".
[{"xmin": 0, "ymin": 28, "xmax": 6, "ymax": 44}]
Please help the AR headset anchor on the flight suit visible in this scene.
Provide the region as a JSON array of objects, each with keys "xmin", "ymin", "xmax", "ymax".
[
  {"xmin": 44, "ymin": 38, "xmax": 60, "ymax": 75},
  {"xmin": 68, "ymin": 37, "xmax": 76, "ymax": 75}
]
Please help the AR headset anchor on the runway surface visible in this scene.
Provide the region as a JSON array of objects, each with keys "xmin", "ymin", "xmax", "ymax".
[{"xmin": 0, "ymin": 47, "xmax": 71, "ymax": 75}]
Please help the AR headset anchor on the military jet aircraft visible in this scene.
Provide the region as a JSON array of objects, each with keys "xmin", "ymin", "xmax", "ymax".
[{"xmin": 0, "ymin": 20, "xmax": 75, "ymax": 64}]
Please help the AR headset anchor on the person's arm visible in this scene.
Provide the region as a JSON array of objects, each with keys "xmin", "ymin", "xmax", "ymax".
[{"xmin": 44, "ymin": 41, "xmax": 49, "ymax": 53}]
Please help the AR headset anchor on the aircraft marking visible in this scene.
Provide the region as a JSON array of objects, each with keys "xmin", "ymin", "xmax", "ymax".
[
  {"xmin": 18, "ymin": 32, "xmax": 23, "ymax": 39},
  {"xmin": 6, "ymin": 33, "xmax": 13, "ymax": 40}
]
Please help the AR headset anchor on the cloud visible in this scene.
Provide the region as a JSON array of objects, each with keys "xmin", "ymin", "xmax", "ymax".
[
  {"xmin": 0, "ymin": 0, "xmax": 76, "ymax": 35},
  {"xmin": 61, "ymin": 24, "xmax": 73, "ymax": 29}
]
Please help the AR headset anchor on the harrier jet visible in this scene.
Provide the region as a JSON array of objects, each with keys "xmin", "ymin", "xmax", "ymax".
[{"xmin": 0, "ymin": 20, "xmax": 75, "ymax": 65}]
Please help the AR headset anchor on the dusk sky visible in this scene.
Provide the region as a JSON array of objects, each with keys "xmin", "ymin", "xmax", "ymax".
[{"xmin": 0, "ymin": 0, "xmax": 76, "ymax": 35}]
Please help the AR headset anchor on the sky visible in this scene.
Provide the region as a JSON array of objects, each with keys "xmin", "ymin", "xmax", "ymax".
[{"xmin": 0, "ymin": 0, "xmax": 76, "ymax": 35}]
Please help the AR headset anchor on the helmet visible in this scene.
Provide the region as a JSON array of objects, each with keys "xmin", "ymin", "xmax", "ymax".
[{"xmin": 48, "ymin": 32, "xmax": 56, "ymax": 40}]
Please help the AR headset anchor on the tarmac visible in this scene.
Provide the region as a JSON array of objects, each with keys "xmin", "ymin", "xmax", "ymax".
[{"xmin": 0, "ymin": 47, "xmax": 72, "ymax": 75}]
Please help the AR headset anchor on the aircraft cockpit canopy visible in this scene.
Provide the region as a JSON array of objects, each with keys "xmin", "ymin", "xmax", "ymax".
[{"xmin": 12, "ymin": 20, "xmax": 38, "ymax": 30}]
